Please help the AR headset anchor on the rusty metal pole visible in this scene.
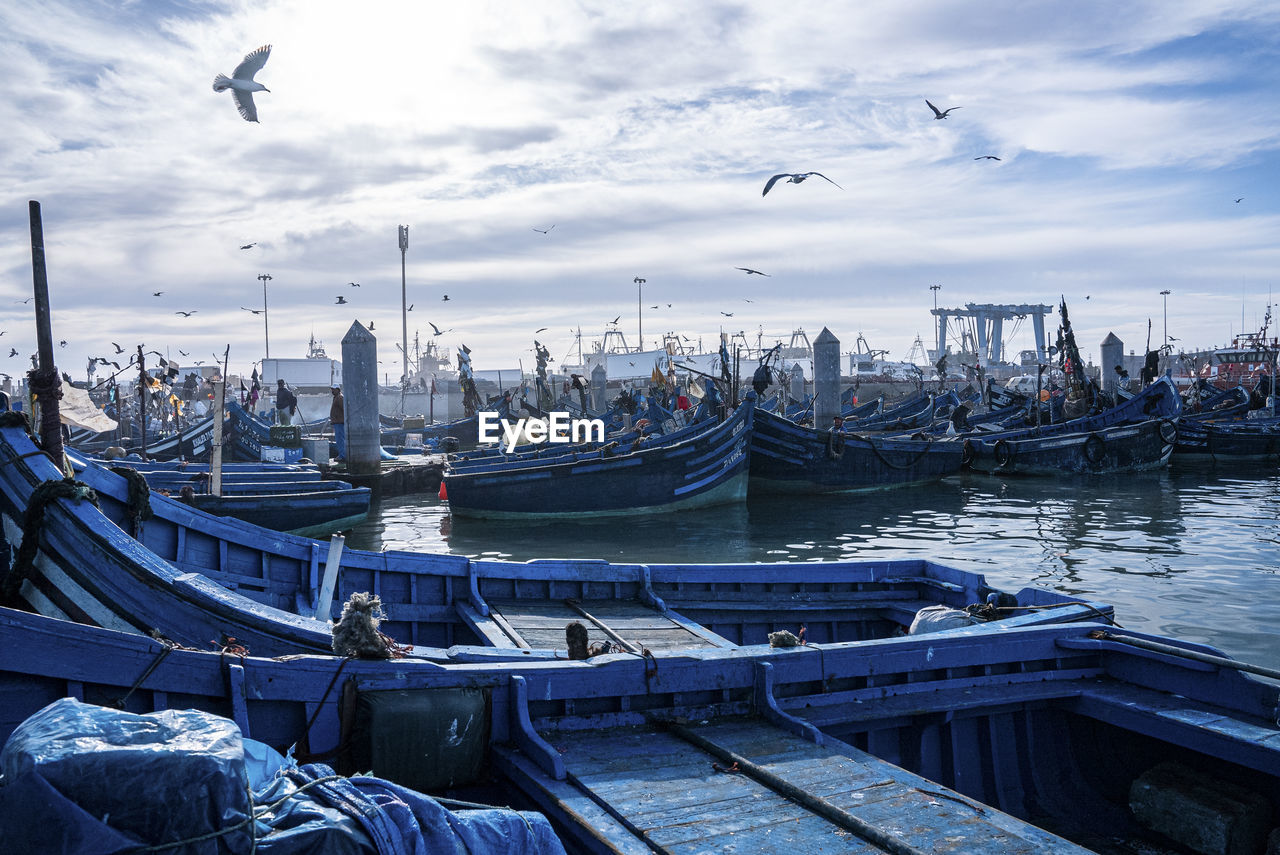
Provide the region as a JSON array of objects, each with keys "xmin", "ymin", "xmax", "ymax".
[
  {"xmin": 137, "ymin": 346, "xmax": 148, "ymax": 458},
  {"xmin": 27, "ymin": 201, "xmax": 65, "ymax": 462}
]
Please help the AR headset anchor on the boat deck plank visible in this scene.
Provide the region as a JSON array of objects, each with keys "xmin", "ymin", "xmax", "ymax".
[
  {"xmin": 488, "ymin": 598, "xmax": 715, "ymax": 651},
  {"xmin": 547, "ymin": 718, "xmax": 1092, "ymax": 853}
]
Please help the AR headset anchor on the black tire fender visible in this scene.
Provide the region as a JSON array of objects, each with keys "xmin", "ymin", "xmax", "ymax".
[{"xmin": 1083, "ymin": 432, "xmax": 1105, "ymax": 464}]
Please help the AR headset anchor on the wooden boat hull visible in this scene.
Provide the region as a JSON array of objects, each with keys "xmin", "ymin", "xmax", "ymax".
[
  {"xmin": 750, "ymin": 406, "xmax": 966, "ymax": 493},
  {"xmin": 1174, "ymin": 419, "xmax": 1280, "ymax": 460},
  {"xmin": 1, "ymin": 608, "xmax": 1276, "ymax": 855},
  {"xmin": 0, "ymin": 423, "xmax": 1107, "ymax": 658},
  {"xmin": 964, "ymin": 418, "xmax": 1176, "ymax": 475},
  {"xmin": 185, "ymin": 486, "xmax": 370, "ymax": 537},
  {"xmin": 443, "ymin": 400, "xmax": 754, "ymax": 518}
]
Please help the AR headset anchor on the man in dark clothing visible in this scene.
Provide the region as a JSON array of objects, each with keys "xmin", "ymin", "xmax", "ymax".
[
  {"xmin": 275, "ymin": 378, "xmax": 297, "ymax": 425},
  {"xmin": 330, "ymin": 386, "xmax": 345, "ymax": 460}
]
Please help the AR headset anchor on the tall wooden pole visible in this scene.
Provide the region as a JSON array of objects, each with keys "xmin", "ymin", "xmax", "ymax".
[
  {"xmin": 136, "ymin": 346, "xmax": 148, "ymax": 459},
  {"xmin": 399, "ymin": 225, "xmax": 409, "ymax": 415},
  {"xmin": 27, "ymin": 201, "xmax": 65, "ymax": 462}
]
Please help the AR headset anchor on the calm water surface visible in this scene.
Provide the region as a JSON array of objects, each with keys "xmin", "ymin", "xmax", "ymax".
[{"xmin": 348, "ymin": 458, "xmax": 1280, "ymax": 670}]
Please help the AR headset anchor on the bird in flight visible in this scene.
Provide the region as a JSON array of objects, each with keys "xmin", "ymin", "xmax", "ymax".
[
  {"xmin": 179, "ymin": 350, "xmax": 189, "ymax": 356},
  {"xmin": 348, "ymin": 282, "xmax": 360, "ymax": 287},
  {"xmin": 14, "ymin": 298, "xmax": 32, "ymax": 304},
  {"xmin": 720, "ymin": 311, "xmax": 734, "ymax": 317},
  {"xmin": 735, "ymin": 267, "xmax": 770, "ymax": 276},
  {"xmin": 111, "ymin": 342, "xmax": 124, "ymax": 353},
  {"xmin": 926, "ymin": 99, "xmax": 962, "ymax": 119},
  {"xmin": 442, "ymin": 295, "xmax": 450, "ymax": 301},
  {"xmin": 428, "ymin": 322, "xmax": 452, "ymax": 336},
  {"xmin": 239, "ymin": 243, "xmax": 256, "ymax": 250},
  {"xmin": 744, "ymin": 299, "xmax": 754, "ymax": 303},
  {"xmin": 153, "ymin": 291, "xmax": 164, "ymax": 297},
  {"xmin": 609, "ymin": 316, "xmax": 620, "ymax": 325},
  {"xmin": 535, "ymin": 327, "xmax": 548, "ymax": 333},
  {"xmin": 408, "ymin": 304, "xmax": 414, "ymax": 311},
  {"xmin": 175, "ymin": 310, "xmax": 197, "ymax": 317},
  {"xmin": 213, "ymin": 45, "xmax": 272, "ymax": 123},
  {"xmin": 1235, "ymin": 197, "xmax": 1244, "ymax": 203},
  {"xmin": 59, "ymin": 340, "xmax": 67, "ymax": 347},
  {"xmin": 974, "ymin": 155, "xmax": 1001, "ymax": 161},
  {"xmin": 532, "ymin": 225, "xmax": 555, "ymax": 234},
  {"xmin": 762, "ymin": 172, "xmax": 842, "ymax": 196},
  {"xmin": 7, "ymin": 348, "xmax": 16, "ymax": 358},
  {"xmin": 650, "ymin": 305, "xmax": 659, "ymax": 309},
  {"xmin": 335, "ymin": 295, "xmax": 347, "ymax": 304},
  {"xmin": 240, "ymin": 306, "xmax": 263, "ymax": 314}
]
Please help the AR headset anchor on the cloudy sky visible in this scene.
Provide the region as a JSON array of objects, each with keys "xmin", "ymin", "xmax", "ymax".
[{"xmin": 2, "ymin": 0, "xmax": 1279, "ymax": 386}]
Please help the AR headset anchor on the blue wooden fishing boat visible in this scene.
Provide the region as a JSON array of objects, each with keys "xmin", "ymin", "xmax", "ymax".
[
  {"xmin": 750, "ymin": 406, "xmax": 967, "ymax": 493},
  {"xmin": 0, "ymin": 419, "xmax": 1106, "ymax": 659},
  {"xmin": 1, "ymin": 605, "xmax": 1276, "ymax": 855},
  {"xmin": 71, "ymin": 412, "xmax": 219, "ymax": 462},
  {"xmin": 1173, "ymin": 417, "xmax": 1280, "ymax": 461},
  {"xmin": 442, "ymin": 394, "xmax": 756, "ymax": 518},
  {"xmin": 960, "ymin": 378, "xmax": 1183, "ymax": 475}
]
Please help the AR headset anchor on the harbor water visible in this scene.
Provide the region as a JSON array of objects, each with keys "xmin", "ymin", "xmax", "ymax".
[{"xmin": 347, "ymin": 458, "xmax": 1280, "ymax": 672}]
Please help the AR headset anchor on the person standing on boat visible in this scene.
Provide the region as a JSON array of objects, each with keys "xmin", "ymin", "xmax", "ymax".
[
  {"xmin": 275, "ymin": 378, "xmax": 297, "ymax": 425},
  {"xmin": 330, "ymin": 385, "xmax": 345, "ymax": 461}
]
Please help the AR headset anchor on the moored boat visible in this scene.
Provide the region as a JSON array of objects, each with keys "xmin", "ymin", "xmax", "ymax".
[{"xmin": 750, "ymin": 406, "xmax": 967, "ymax": 493}]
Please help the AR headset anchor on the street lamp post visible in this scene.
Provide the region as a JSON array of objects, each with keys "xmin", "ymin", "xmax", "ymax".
[
  {"xmin": 1159, "ymin": 289, "xmax": 1171, "ymax": 345},
  {"xmin": 399, "ymin": 226, "xmax": 409, "ymax": 403},
  {"xmin": 635, "ymin": 276, "xmax": 646, "ymax": 353},
  {"xmin": 257, "ymin": 273, "xmax": 272, "ymax": 359},
  {"xmin": 930, "ymin": 283, "xmax": 941, "ymax": 311}
]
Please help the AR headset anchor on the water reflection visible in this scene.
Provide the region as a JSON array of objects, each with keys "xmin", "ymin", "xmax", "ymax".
[{"xmin": 346, "ymin": 460, "xmax": 1280, "ymax": 668}]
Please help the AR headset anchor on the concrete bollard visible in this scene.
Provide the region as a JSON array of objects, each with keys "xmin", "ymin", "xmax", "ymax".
[
  {"xmin": 590, "ymin": 363, "xmax": 607, "ymax": 412},
  {"xmin": 341, "ymin": 321, "xmax": 380, "ymax": 475},
  {"xmin": 813, "ymin": 327, "xmax": 840, "ymax": 430}
]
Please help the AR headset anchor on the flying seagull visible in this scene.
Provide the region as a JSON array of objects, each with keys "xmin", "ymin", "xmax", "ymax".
[
  {"xmin": 609, "ymin": 316, "xmax": 620, "ymax": 325},
  {"xmin": 179, "ymin": 350, "xmax": 189, "ymax": 356},
  {"xmin": 428, "ymin": 322, "xmax": 452, "ymax": 336},
  {"xmin": 213, "ymin": 45, "xmax": 272, "ymax": 123},
  {"xmin": 762, "ymin": 172, "xmax": 842, "ymax": 196},
  {"xmin": 408, "ymin": 304, "xmax": 414, "ymax": 311},
  {"xmin": 175, "ymin": 310, "xmax": 196, "ymax": 317},
  {"xmin": 348, "ymin": 282, "xmax": 360, "ymax": 287},
  {"xmin": 240, "ymin": 306, "xmax": 263, "ymax": 314},
  {"xmin": 535, "ymin": 327, "xmax": 548, "ymax": 333},
  {"xmin": 239, "ymin": 242, "xmax": 256, "ymax": 250},
  {"xmin": 735, "ymin": 267, "xmax": 770, "ymax": 276},
  {"xmin": 153, "ymin": 291, "xmax": 164, "ymax": 297},
  {"xmin": 1235, "ymin": 197, "xmax": 1244, "ymax": 203},
  {"xmin": 59, "ymin": 340, "xmax": 67, "ymax": 347},
  {"xmin": 111, "ymin": 342, "xmax": 124, "ymax": 353},
  {"xmin": 335, "ymin": 295, "xmax": 347, "ymax": 304},
  {"xmin": 532, "ymin": 225, "xmax": 555, "ymax": 234},
  {"xmin": 7, "ymin": 348, "xmax": 16, "ymax": 358},
  {"xmin": 15, "ymin": 298, "xmax": 32, "ymax": 304},
  {"xmin": 974, "ymin": 155, "xmax": 1001, "ymax": 161},
  {"xmin": 926, "ymin": 99, "xmax": 962, "ymax": 119},
  {"xmin": 720, "ymin": 311, "xmax": 734, "ymax": 317},
  {"xmin": 442, "ymin": 295, "xmax": 450, "ymax": 301}
]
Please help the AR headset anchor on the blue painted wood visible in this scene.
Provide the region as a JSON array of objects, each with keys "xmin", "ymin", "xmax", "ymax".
[
  {"xmin": 751, "ymin": 406, "xmax": 966, "ymax": 493},
  {"xmin": 443, "ymin": 395, "xmax": 755, "ymax": 517}
]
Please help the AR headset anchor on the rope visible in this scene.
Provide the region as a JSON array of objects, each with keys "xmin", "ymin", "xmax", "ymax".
[
  {"xmin": 991, "ymin": 601, "xmax": 1120, "ymax": 627},
  {"xmin": 130, "ymin": 773, "xmax": 344, "ymax": 853},
  {"xmin": 112, "ymin": 641, "xmax": 175, "ymax": 708},
  {"xmin": 1, "ymin": 477, "xmax": 99, "ymax": 606},
  {"xmin": 108, "ymin": 466, "xmax": 153, "ymax": 528},
  {"xmin": 0, "ymin": 410, "xmax": 32, "ymax": 432},
  {"xmin": 855, "ymin": 434, "xmax": 937, "ymax": 471}
]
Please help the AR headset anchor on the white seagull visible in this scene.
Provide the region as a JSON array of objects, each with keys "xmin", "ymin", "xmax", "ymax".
[
  {"xmin": 213, "ymin": 45, "xmax": 272, "ymax": 123},
  {"xmin": 762, "ymin": 172, "xmax": 842, "ymax": 196}
]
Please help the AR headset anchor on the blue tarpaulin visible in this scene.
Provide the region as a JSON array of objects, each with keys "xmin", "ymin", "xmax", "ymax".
[{"xmin": 0, "ymin": 698, "xmax": 566, "ymax": 855}]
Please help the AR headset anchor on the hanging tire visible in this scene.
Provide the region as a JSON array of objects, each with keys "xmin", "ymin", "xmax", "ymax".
[
  {"xmin": 961, "ymin": 439, "xmax": 975, "ymax": 467},
  {"xmin": 1083, "ymin": 432, "xmax": 1105, "ymax": 464},
  {"xmin": 993, "ymin": 439, "xmax": 1014, "ymax": 468},
  {"xmin": 1159, "ymin": 418, "xmax": 1178, "ymax": 446},
  {"xmin": 827, "ymin": 430, "xmax": 845, "ymax": 460}
]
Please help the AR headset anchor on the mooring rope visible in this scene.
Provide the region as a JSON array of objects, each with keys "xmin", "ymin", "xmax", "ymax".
[{"xmin": 0, "ymin": 477, "xmax": 99, "ymax": 607}]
